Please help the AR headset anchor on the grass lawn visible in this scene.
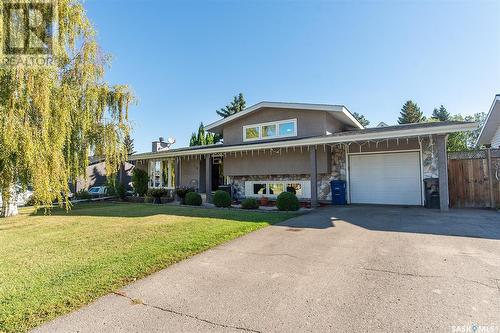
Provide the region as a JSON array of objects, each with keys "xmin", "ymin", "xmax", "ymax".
[{"xmin": 0, "ymin": 203, "xmax": 297, "ymax": 333}]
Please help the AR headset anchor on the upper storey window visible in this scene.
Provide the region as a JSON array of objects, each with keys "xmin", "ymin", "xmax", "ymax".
[{"xmin": 243, "ymin": 119, "xmax": 297, "ymax": 142}]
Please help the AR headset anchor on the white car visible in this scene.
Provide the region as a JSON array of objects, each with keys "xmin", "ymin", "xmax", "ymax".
[{"xmin": 88, "ymin": 186, "xmax": 109, "ymax": 198}]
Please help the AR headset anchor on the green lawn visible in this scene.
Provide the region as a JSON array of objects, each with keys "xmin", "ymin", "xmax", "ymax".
[{"xmin": 0, "ymin": 203, "xmax": 296, "ymax": 333}]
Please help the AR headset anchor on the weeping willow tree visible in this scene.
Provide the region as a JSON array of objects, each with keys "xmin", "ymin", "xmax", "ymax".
[{"xmin": 0, "ymin": 0, "xmax": 133, "ymax": 217}]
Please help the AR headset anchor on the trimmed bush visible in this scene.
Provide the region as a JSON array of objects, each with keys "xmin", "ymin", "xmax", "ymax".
[
  {"xmin": 213, "ymin": 190, "xmax": 231, "ymax": 208},
  {"xmin": 147, "ymin": 188, "xmax": 168, "ymax": 204},
  {"xmin": 115, "ymin": 183, "xmax": 127, "ymax": 200},
  {"xmin": 185, "ymin": 192, "xmax": 202, "ymax": 206},
  {"xmin": 241, "ymin": 198, "xmax": 259, "ymax": 209},
  {"xmin": 175, "ymin": 187, "xmax": 195, "ymax": 204},
  {"xmin": 276, "ymin": 192, "xmax": 300, "ymax": 211},
  {"xmin": 131, "ymin": 168, "xmax": 149, "ymax": 196},
  {"xmin": 104, "ymin": 180, "xmax": 116, "ymax": 196}
]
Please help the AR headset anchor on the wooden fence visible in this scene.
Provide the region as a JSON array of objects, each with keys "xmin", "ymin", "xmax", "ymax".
[{"xmin": 448, "ymin": 149, "xmax": 500, "ymax": 208}]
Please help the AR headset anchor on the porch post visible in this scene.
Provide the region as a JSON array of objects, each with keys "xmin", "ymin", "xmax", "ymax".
[
  {"xmin": 175, "ymin": 158, "xmax": 180, "ymax": 188},
  {"xmin": 205, "ymin": 154, "xmax": 212, "ymax": 203},
  {"xmin": 436, "ymin": 134, "xmax": 449, "ymax": 211},
  {"xmin": 486, "ymin": 148, "xmax": 495, "ymax": 208},
  {"xmin": 310, "ymin": 146, "xmax": 318, "ymax": 208}
]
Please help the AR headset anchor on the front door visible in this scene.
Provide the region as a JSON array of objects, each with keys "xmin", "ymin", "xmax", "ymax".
[{"xmin": 211, "ymin": 156, "xmax": 223, "ymax": 191}]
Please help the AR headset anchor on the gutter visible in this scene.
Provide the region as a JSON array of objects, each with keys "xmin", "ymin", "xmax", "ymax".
[{"xmin": 129, "ymin": 122, "xmax": 478, "ymax": 161}]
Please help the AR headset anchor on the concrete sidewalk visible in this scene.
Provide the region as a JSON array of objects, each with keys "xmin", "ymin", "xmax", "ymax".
[{"xmin": 33, "ymin": 206, "xmax": 500, "ymax": 332}]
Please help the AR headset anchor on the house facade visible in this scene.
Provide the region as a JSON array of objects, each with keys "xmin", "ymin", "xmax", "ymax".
[
  {"xmin": 129, "ymin": 102, "xmax": 477, "ymax": 211},
  {"xmin": 477, "ymin": 94, "xmax": 500, "ymax": 148}
]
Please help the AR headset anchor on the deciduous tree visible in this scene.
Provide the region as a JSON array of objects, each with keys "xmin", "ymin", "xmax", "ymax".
[
  {"xmin": 447, "ymin": 113, "xmax": 486, "ymax": 152},
  {"xmin": 0, "ymin": 0, "xmax": 133, "ymax": 217}
]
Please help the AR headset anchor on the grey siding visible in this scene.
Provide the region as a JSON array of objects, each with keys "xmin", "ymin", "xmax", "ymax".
[
  {"xmin": 222, "ymin": 108, "xmax": 344, "ymax": 145},
  {"xmin": 224, "ymin": 149, "xmax": 330, "ymax": 176},
  {"xmin": 491, "ymin": 126, "xmax": 500, "ymax": 148},
  {"xmin": 180, "ymin": 158, "xmax": 200, "ymax": 188}
]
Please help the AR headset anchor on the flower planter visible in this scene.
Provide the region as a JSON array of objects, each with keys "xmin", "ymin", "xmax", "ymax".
[{"xmin": 260, "ymin": 197, "xmax": 269, "ymax": 206}]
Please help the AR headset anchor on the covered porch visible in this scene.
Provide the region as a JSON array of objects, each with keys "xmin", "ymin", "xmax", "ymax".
[{"xmin": 130, "ymin": 132, "xmax": 453, "ymax": 211}]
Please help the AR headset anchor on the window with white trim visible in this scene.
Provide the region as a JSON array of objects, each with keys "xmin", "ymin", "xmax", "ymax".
[
  {"xmin": 244, "ymin": 180, "xmax": 310, "ymax": 199},
  {"xmin": 243, "ymin": 119, "xmax": 297, "ymax": 141},
  {"xmin": 149, "ymin": 159, "xmax": 176, "ymax": 189}
]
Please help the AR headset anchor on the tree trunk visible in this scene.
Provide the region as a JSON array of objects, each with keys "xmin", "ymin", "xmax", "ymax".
[{"xmin": 1, "ymin": 186, "xmax": 19, "ymax": 218}]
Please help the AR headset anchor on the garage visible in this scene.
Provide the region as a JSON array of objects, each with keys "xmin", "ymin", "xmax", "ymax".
[{"xmin": 348, "ymin": 151, "xmax": 422, "ymax": 205}]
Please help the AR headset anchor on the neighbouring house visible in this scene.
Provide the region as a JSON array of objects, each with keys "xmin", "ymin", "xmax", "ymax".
[
  {"xmin": 477, "ymin": 94, "xmax": 500, "ymax": 148},
  {"xmin": 129, "ymin": 102, "xmax": 476, "ymax": 211},
  {"xmin": 72, "ymin": 157, "xmax": 134, "ymax": 193}
]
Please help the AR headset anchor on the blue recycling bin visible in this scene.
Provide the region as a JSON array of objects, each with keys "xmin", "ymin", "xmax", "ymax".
[{"xmin": 330, "ymin": 180, "xmax": 346, "ymax": 205}]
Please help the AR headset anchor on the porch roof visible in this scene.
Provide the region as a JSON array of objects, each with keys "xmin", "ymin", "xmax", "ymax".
[{"xmin": 128, "ymin": 121, "xmax": 477, "ymax": 161}]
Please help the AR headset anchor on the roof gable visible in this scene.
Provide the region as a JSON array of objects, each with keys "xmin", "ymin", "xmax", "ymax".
[
  {"xmin": 477, "ymin": 94, "xmax": 500, "ymax": 146},
  {"xmin": 204, "ymin": 102, "xmax": 364, "ymax": 133}
]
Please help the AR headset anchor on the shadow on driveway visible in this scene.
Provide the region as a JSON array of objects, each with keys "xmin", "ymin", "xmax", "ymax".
[{"xmin": 276, "ymin": 205, "xmax": 500, "ymax": 240}]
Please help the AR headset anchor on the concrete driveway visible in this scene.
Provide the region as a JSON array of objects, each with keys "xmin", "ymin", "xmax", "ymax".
[{"xmin": 34, "ymin": 206, "xmax": 500, "ymax": 333}]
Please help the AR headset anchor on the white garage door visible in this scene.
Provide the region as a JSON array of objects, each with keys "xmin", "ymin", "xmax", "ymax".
[{"xmin": 349, "ymin": 152, "xmax": 422, "ymax": 205}]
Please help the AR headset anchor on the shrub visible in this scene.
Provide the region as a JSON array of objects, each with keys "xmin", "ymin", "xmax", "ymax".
[
  {"xmin": 75, "ymin": 190, "xmax": 91, "ymax": 200},
  {"xmin": 147, "ymin": 188, "xmax": 168, "ymax": 198},
  {"xmin": 25, "ymin": 194, "xmax": 38, "ymax": 207},
  {"xmin": 115, "ymin": 183, "xmax": 127, "ymax": 200},
  {"xmin": 131, "ymin": 168, "xmax": 149, "ymax": 196},
  {"xmin": 276, "ymin": 192, "xmax": 300, "ymax": 211},
  {"xmin": 105, "ymin": 184, "xmax": 116, "ymax": 196},
  {"xmin": 185, "ymin": 192, "xmax": 202, "ymax": 206},
  {"xmin": 175, "ymin": 187, "xmax": 195, "ymax": 204},
  {"xmin": 144, "ymin": 196, "xmax": 153, "ymax": 203},
  {"xmin": 241, "ymin": 198, "xmax": 259, "ymax": 209},
  {"xmin": 147, "ymin": 188, "xmax": 168, "ymax": 204},
  {"xmin": 213, "ymin": 190, "xmax": 231, "ymax": 208}
]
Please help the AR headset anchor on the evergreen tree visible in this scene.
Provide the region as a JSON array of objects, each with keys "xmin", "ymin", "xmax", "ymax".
[
  {"xmin": 352, "ymin": 112, "xmax": 370, "ymax": 127},
  {"xmin": 216, "ymin": 93, "xmax": 246, "ymax": 118},
  {"xmin": 189, "ymin": 93, "xmax": 246, "ymax": 146},
  {"xmin": 398, "ymin": 100, "xmax": 424, "ymax": 124},
  {"xmin": 189, "ymin": 123, "xmax": 221, "ymax": 146},
  {"xmin": 431, "ymin": 105, "xmax": 450, "ymax": 121},
  {"xmin": 189, "ymin": 133, "xmax": 198, "ymax": 146},
  {"xmin": 124, "ymin": 134, "xmax": 136, "ymax": 155}
]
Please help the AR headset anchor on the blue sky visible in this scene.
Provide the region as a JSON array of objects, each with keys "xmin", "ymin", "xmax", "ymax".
[{"xmin": 84, "ymin": 0, "xmax": 500, "ymax": 152}]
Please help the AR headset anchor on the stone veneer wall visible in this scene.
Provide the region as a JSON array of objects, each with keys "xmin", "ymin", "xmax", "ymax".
[
  {"xmin": 228, "ymin": 138, "xmax": 439, "ymax": 201},
  {"xmin": 229, "ymin": 145, "xmax": 347, "ymax": 201},
  {"xmin": 421, "ymin": 137, "xmax": 439, "ymax": 179},
  {"xmin": 317, "ymin": 145, "xmax": 347, "ymax": 201}
]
